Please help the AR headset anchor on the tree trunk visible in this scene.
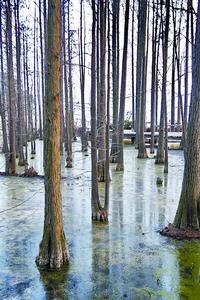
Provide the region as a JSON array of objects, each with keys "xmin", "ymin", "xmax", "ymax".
[
  {"xmin": 14, "ymin": 0, "xmax": 25, "ymax": 165},
  {"xmin": 104, "ymin": 0, "xmax": 111, "ymax": 220},
  {"xmin": 173, "ymin": 0, "xmax": 200, "ymax": 230},
  {"xmin": 131, "ymin": 1, "xmax": 135, "ymax": 131},
  {"xmin": 171, "ymin": 16, "xmax": 176, "ymax": 132},
  {"xmin": 155, "ymin": 1, "xmax": 169, "ymax": 165},
  {"xmin": 6, "ymin": 0, "xmax": 16, "ymax": 175},
  {"xmin": 136, "ymin": 0, "xmax": 148, "ymax": 158},
  {"xmin": 116, "ymin": 0, "xmax": 130, "ymax": 171},
  {"xmin": 67, "ymin": 0, "xmax": 75, "ymax": 141},
  {"xmin": 97, "ymin": 0, "xmax": 106, "ymax": 182},
  {"xmin": 110, "ymin": 0, "xmax": 120, "ymax": 163},
  {"xmin": 36, "ymin": 0, "xmax": 69, "ymax": 270},
  {"xmin": 0, "ymin": 2, "xmax": 9, "ymax": 171},
  {"xmin": 39, "ymin": 0, "xmax": 45, "ymax": 139},
  {"xmin": 79, "ymin": 0, "xmax": 88, "ymax": 152},
  {"xmin": 63, "ymin": 0, "xmax": 72, "ymax": 168},
  {"xmin": 150, "ymin": 0, "xmax": 157, "ymax": 154},
  {"xmin": 91, "ymin": 0, "xmax": 101, "ymax": 220}
]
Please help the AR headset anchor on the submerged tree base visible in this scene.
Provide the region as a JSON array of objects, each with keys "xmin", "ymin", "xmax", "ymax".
[
  {"xmin": 160, "ymin": 223, "xmax": 200, "ymax": 239},
  {"xmin": 92, "ymin": 209, "xmax": 108, "ymax": 222}
]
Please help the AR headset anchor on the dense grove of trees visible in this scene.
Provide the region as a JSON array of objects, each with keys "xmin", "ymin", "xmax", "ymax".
[{"xmin": 0, "ymin": 0, "xmax": 199, "ymax": 269}]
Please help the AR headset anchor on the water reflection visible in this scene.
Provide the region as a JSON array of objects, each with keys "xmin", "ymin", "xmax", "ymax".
[
  {"xmin": 176, "ymin": 241, "xmax": 200, "ymax": 299},
  {"xmin": 1, "ymin": 142, "xmax": 196, "ymax": 299},
  {"xmin": 39, "ymin": 267, "xmax": 69, "ymax": 300}
]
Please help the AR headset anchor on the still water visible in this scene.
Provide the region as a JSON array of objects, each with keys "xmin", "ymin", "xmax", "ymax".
[{"xmin": 0, "ymin": 140, "xmax": 200, "ymax": 299}]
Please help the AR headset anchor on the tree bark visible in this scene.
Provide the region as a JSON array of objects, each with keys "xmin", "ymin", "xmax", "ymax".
[
  {"xmin": 0, "ymin": 2, "xmax": 9, "ymax": 171},
  {"xmin": 91, "ymin": 0, "xmax": 101, "ymax": 220},
  {"xmin": 136, "ymin": 0, "xmax": 148, "ymax": 158},
  {"xmin": 79, "ymin": 0, "xmax": 88, "ymax": 152},
  {"xmin": 110, "ymin": 0, "xmax": 120, "ymax": 163},
  {"xmin": 6, "ymin": 0, "xmax": 16, "ymax": 175},
  {"xmin": 36, "ymin": 0, "xmax": 69, "ymax": 270},
  {"xmin": 173, "ymin": 0, "xmax": 200, "ymax": 230},
  {"xmin": 116, "ymin": 0, "xmax": 130, "ymax": 171},
  {"xmin": 97, "ymin": 0, "xmax": 106, "ymax": 182}
]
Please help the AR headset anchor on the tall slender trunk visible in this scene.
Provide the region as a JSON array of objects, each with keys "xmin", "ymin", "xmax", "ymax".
[
  {"xmin": 22, "ymin": 32, "xmax": 28, "ymax": 161},
  {"xmin": 0, "ymin": 3, "xmax": 9, "ymax": 171},
  {"xmin": 150, "ymin": 0, "xmax": 158, "ymax": 154},
  {"xmin": 131, "ymin": 1, "xmax": 135, "ymax": 130},
  {"xmin": 183, "ymin": 0, "xmax": 190, "ymax": 132},
  {"xmin": 68, "ymin": 0, "xmax": 75, "ymax": 141},
  {"xmin": 39, "ymin": 0, "xmax": 44, "ymax": 139},
  {"xmin": 14, "ymin": 0, "xmax": 25, "ymax": 165},
  {"xmin": 6, "ymin": 0, "xmax": 16, "ymax": 175},
  {"xmin": 110, "ymin": 0, "xmax": 120, "ymax": 163},
  {"xmin": 97, "ymin": 0, "xmax": 107, "ymax": 181},
  {"xmin": 79, "ymin": 0, "xmax": 88, "ymax": 152},
  {"xmin": 63, "ymin": 0, "xmax": 72, "ymax": 168},
  {"xmin": 171, "ymin": 16, "xmax": 176, "ymax": 132},
  {"xmin": 91, "ymin": 0, "xmax": 101, "ymax": 220},
  {"xmin": 36, "ymin": 19, "xmax": 43, "ymax": 141},
  {"xmin": 136, "ymin": 0, "xmax": 148, "ymax": 158},
  {"xmin": 33, "ymin": 5, "xmax": 37, "ymax": 140},
  {"xmin": 116, "ymin": 0, "xmax": 130, "ymax": 171},
  {"xmin": 155, "ymin": 0, "xmax": 170, "ymax": 165},
  {"xmin": 104, "ymin": 0, "xmax": 111, "ymax": 218}
]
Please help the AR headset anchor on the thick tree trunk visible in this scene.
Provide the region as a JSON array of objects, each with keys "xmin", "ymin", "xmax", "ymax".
[
  {"xmin": 173, "ymin": 0, "xmax": 200, "ymax": 230},
  {"xmin": 36, "ymin": 0, "xmax": 69, "ymax": 270}
]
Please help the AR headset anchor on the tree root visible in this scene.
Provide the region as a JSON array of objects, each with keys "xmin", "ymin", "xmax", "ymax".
[{"xmin": 160, "ymin": 223, "xmax": 200, "ymax": 239}]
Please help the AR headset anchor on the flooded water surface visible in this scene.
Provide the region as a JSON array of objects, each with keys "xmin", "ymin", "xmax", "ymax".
[{"xmin": 0, "ymin": 141, "xmax": 200, "ymax": 299}]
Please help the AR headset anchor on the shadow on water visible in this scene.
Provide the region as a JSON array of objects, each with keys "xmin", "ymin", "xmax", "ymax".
[
  {"xmin": 38, "ymin": 266, "xmax": 69, "ymax": 300},
  {"xmin": 1, "ymin": 141, "xmax": 200, "ymax": 298}
]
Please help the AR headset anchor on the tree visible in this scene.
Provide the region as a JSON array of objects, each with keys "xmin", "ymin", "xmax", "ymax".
[
  {"xmin": 6, "ymin": 0, "xmax": 17, "ymax": 175},
  {"xmin": 97, "ymin": 0, "xmax": 107, "ymax": 181},
  {"xmin": 155, "ymin": 0, "xmax": 170, "ymax": 165},
  {"xmin": 161, "ymin": 0, "xmax": 200, "ymax": 237},
  {"xmin": 150, "ymin": 0, "xmax": 158, "ymax": 154},
  {"xmin": 110, "ymin": 0, "xmax": 120, "ymax": 163},
  {"xmin": 67, "ymin": 0, "xmax": 75, "ymax": 141},
  {"xmin": 79, "ymin": 0, "xmax": 88, "ymax": 152},
  {"xmin": 14, "ymin": 0, "xmax": 25, "ymax": 165},
  {"xmin": 36, "ymin": 0, "xmax": 69, "ymax": 269},
  {"xmin": 39, "ymin": 0, "xmax": 45, "ymax": 139},
  {"xmin": 116, "ymin": 0, "xmax": 130, "ymax": 171},
  {"xmin": 91, "ymin": 0, "xmax": 101, "ymax": 220},
  {"xmin": 0, "ymin": 2, "xmax": 9, "ymax": 171},
  {"xmin": 136, "ymin": 0, "xmax": 148, "ymax": 159},
  {"xmin": 62, "ymin": 0, "xmax": 72, "ymax": 168}
]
